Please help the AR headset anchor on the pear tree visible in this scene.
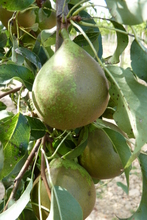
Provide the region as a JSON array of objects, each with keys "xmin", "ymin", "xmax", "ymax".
[{"xmin": 0, "ymin": 0, "xmax": 147, "ymax": 220}]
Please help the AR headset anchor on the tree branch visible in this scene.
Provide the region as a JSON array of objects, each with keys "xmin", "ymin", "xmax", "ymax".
[
  {"xmin": 0, "ymin": 86, "xmax": 22, "ymax": 99},
  {"xmin": 3, "ymin": 138, "xmax": 41, "ymax": 211},
  {"xmin": 55, "ymin": 0, "xmax": 69, "ymax": 51},
  {"xmin": 41, "ymin": 134, "xmax": 51, "ymax": 201}
]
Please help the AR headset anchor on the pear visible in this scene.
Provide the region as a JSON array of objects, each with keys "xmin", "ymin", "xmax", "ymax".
[
  {"xmin": 32, "ymin": 28, "xmax": 109, "ymax": 130},
  {"xmin": 0, "ymin": 7, "xmax": 36, "ymax": 33},
  {"xmin": 31, "ymin": 158, "xmax": 96, "ymax": 220},
  {"xmin": 79, "ymin": 121, "xmax": 125, "ymax": 179}
]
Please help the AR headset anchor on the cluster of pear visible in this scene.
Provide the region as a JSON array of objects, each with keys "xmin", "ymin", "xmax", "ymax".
[
  {"xmin": 31, "ymin": 122, "xmax": 124, "ymax": 219},
  {"xmin": 31, "ymin": 25, "xmax": 125, "ymax": 219},
  {"xmin": 0, "ymin": 1, "xmax": 56, "ymax": 35}
]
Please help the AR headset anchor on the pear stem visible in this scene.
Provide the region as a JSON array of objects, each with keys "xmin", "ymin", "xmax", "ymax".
[{"xmin": 61, "ymin": 28, "xmax": 70, "ymax": 40}]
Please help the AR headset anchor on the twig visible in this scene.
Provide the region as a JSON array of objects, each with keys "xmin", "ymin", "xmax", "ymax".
[
  {"xmin": 41, "ymin": 134, "xmax": 51, "ymax": 201},
  {"xmin": 0, "ymin": 86, "xmax": 22, "ymax": 99},
  {"xmin": 55, "ymin": 0, "xmax": 69, "ymax": 51},
  {"xmin": 3, "ymin": 138, "xmax": 42, "ymax": 211}
]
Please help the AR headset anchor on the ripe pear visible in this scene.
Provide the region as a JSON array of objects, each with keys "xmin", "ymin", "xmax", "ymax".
[
  {"xmin": 79, "ymin": 121, "xmax": 124, "ymax": 179},
  {"xmin": 31, "ymin": 158, "xmax": 96, "ymax": 220},
  {"xmin": 32, "ymin": 28, "xmax": 109, "ymax": 130}
]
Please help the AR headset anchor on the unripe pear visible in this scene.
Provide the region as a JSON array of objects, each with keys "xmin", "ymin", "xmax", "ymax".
[
  {"xmin": 79, "ymin": 121, "xmax": 124, "ymax": 179},
  {"xmin": 0, "ymin": 7, "xmax": 36, "ymax": 33},
  {"xmin": 32, "ymin": 28, "xmax": 109, "ymax": 130},
  {"xmin": 31, "ymin": 158, "xmax": 96, "ymax": 220}
]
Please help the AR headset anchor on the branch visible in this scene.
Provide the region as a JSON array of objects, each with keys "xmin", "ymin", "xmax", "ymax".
[
  {"xmin": 3, "ymin": 138, "xmax": 41, "ymax": 211},
  {"xmin": 55, "ymin": 0, "xmax": 69, "ymax": 51},
  {"xmin": 0, "ymin": 86, "xmax": 22, "ymax": 99},
  {"xmin": 41, "ymin": 134, "xmax": 51, "ymax": 201}
]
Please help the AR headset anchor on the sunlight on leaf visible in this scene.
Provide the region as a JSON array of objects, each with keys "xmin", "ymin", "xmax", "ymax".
[
  {"xmin": 47, "ymin": 185, "xmax": 83, "ymax": 220},
  {"xmin": 106, "ymin": 66, "xmax": 147, "ymax": 166},
  {"xmin": 0, "ymin": 0, "xmax": 35, "ymax": 11},
  {"xmin": 0, "ymin": 113, "xmax": 30, "ymax": 179},
  {"xmin": 0, "ymin": 179, "xmax": 33, "ymax": 220},
  {"xmin": 107, "ymin": 21, "xmax": 128, "ymax": 64},
  {"xmin": 106, "ymin": 0, "xmax": 147, "ymax": 25}
]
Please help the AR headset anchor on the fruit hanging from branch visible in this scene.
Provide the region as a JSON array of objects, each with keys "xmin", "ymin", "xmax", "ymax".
[
  {"xmin": 31, "ymin": 158, "xmax": 96, "ymax": 220},
  {"xmin": 79, "ymin": 121, "xmax": 124, "ymax": 179},
  {"xmin": 0, "ymin": 6, "xmax": 36, "ymax": 34},
  {"xmin": 32, "ymin": 28, "xmax": 109, "ymax": 130}
]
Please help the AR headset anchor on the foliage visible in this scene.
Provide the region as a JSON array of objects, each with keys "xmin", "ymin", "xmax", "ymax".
[{"xmin": 0, "ymin": 0, "xmax": 147, "ymax": 220}]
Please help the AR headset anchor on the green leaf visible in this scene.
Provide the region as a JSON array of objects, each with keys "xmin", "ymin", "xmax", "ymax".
[
  {"xmin": 0, "ymin": 113, "xmax": 30, "ymax": 179},
  {"xmin": 0, "ymin": 33, "xmax": 7, "ymax": 48},
  {"xmin": 0, "ymin": 0, "xmax": 35, "ymax": 11},
  {"xmin": 0, "ymin": 179, "xmax": 33, "ymax": 220},
  {"xmin": 106, "ymin": 66, "xmax": 147, "ymax": 166},
  {"xmin": 107, "ymin": 21, "xmax": 128, "ymax": 64},
  {"xmin": 0, "ymin": 102, "xmax": 6, "ymax": 110},
  {"xmin": 0, "ymin": 144, "xmax": 4, "ymax": 172},
  {"xmin": 2, "ymin": 151, "xmax": 28, "ymax": 188},
  {"xmin": 15, "ymin": 47, "xmax": 42, "ymax": 70},
  {"xmin": 106, "ymin": 0, "xmax": 147, "ymax": 25},
  {"xmin": 119, "ymin": 153, "xmax": 147, "ymax": 220},
  {"xmin": 0, "ymin": 64, "xmax": 34, "ymax": 90},
  {"xmin": 78, "ymin": 10, "xmax": 99, "ymax": 33},
  {"xmin": 47, "ymin": 185, "xmax": 83, "ymax": 220},
  {"xmin": 26, "ymin": 116, "xmax": 46, "ymax": 140},
  {"xmin": 74, "ymin": 32, "xmax": 99, "ymax": 58},
  {"xmin": 63, "ymin": 126, "xmax": 88, "ymax": 160},
  {"xmin": 0, "ymin": 110, "xmax": 14, "ymax": 120},
  {"xmin": 117, "ymin": 182, "xmax": 129, "ymax": 195},
  {"xmin": 41, "ymin": 29, "xmax": 56, "ymax": 48},
  {"xmin": 131, "ymin": 39, "xmax": 147, "ymax": 82}
]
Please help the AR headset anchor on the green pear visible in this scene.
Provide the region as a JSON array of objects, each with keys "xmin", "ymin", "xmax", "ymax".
[
  {"xmin": 79, "ymin": 121, "xmax": 124, "ymax": 179},
  {"xmin": 31, "ymin": 158, "xmax": 96, "ymax": 220},
  {"xmin": 32, "ymin": 28, "xmax": 109, "ymax": 130}
]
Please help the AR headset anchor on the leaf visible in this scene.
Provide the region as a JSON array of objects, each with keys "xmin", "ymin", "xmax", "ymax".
[
  {"xmin": 107, "ymin": 21, "xmax": 128, "ymax": 64},
  {"xmin": 0, "ymin": 0, "xmax": 35, "ymax": 11},
  {"xmin": 105, "ymin": 0, "xmax": 147, "ymax": 25},
  {"xmin": 15, "ymin": 47, "xmax": 42, "ymax": 70},
  {"xmin": 0, "ymin": 33, "xmax": 7, "ymax": 48},
  {"xmin": 74, "ymin": 32, "xmax": 99, "ymax": 58},
  {"xmin": 63, "ymin": 126, "xmax": 88, "ymax": 160},
  {"xmin": 33, "ymin": 34, "xmax": 50, "ymax": 65},
  {"xmin": 0, "ymin": 144, "xmax": 4, "ymax": 172},
  {"xmin": 26, "ymin": 116, "xmax": 46, "ymax": 140},
  {"xmin": 0, "ymin": 64, "xmax": 34, "ymax": 90},
  {"xmin": 119, "ymin": 153, "xmax": 147, "ymax": 220},
  {"xmin": 2, "ymin": 151, "xmax": 28, "ymax": 188},
  {"xmin": 0, "ymin": 102, "xmax": 6, "ymax": 111},
  {"xmin": 131, "ymin": 39, "xmax": 147, "ymax": 82},
  {"xmin": 117, "ymin": 182, "xmax": 129, "ymax": 195},
  {"xmin": 106, "ymin": 66, "xmax": 147, "ymax": 166},
  {"xmin": 78, "ymin": 10, "xmax": 99, "ymax": 33},
  {"xmin": 0, "ymin": 179, "xmax": 33, "ymax": 220},
  {"xmin": 0, "ymin": 110, "xmax": 14, "ymax": 120},
  {"xmin": 41, "ymin": 29, "xmax": 56, "ymax": 48},
  {"xmin": 47, "ymin": 185, "xmax": 83, "ymax": 220},
  {"xmin": 94, "ymin": 119, "xmax": 131, "ymax": 187},
  {"xmin": 0, "ymin": 113, "xmax": 30, "ymax": 179}
]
